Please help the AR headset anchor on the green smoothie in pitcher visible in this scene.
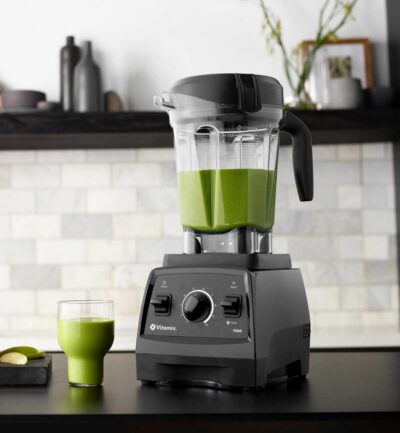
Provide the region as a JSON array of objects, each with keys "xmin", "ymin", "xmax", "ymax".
[
  {"xmin": 178, "ymin": 168, "xmax": 277, "ymax": 232},
  {"xmin": 57, "ymin": 317, "xmax": 114, "ymax": 386}
]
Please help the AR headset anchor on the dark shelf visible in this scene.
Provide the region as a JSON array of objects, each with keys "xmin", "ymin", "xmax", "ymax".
[{"xmin": 0, "ymin": 108, "xmax": 399, "ymax": 150}]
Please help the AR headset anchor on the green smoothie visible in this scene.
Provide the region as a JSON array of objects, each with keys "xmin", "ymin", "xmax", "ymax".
[
  {"xmin": 178, "ymin": 168, "xmax": 277, "ymax": 232},
  {"xmin": 57, "ymin": 317, "xmax": 114, "ymax": 386}
]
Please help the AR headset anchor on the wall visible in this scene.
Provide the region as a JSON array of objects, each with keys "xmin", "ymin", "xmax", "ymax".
[
  {"xmin": 0, "ymin": 0, "xmax": 389, "ymax": 109},
  {"xmin": 0, "ymin": 144, "xmax": 397, "ymax": 349}
]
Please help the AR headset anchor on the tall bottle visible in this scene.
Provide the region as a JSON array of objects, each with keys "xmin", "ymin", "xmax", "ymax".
[
  {"xmin": 73, "ymin": 41, "xmax": 102, "ymax": 112},
  {"xmin": 60, "ymin": 36, "xmax": 80, "ymax": 112}
]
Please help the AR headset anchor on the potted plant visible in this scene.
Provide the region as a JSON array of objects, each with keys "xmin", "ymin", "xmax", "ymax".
[{"xmin": 259, "ymin": 0, "xmax": 358, "ymax": 108}]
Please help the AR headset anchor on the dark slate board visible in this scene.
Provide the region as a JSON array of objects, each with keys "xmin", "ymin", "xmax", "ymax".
[{"xmin": 0, "ymin": 355, "xmax": 52, "ymax": 386}]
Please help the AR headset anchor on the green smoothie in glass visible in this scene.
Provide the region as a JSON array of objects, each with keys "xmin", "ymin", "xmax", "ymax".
[
  {"xmin": 58, "ymin": 317, "xmax": 114, "ymax": 386},
  {"xmin": 178, "ymin": 168, "xmax": 277, "ymax": 232}
]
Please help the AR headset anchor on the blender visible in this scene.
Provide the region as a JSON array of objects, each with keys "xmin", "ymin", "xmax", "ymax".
[{"xmin": 136, "ymin": 74, "xmax": 313, "ymax": 389}]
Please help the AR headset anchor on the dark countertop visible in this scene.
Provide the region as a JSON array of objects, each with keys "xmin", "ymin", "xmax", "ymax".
[{"xmin": 1, "ymin": 351, "xmax": 400, "ymax": 432}]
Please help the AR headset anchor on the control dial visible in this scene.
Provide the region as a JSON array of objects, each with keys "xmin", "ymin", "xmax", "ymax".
[{"xmin": 182, "ymin": 290, "xmax": 213, "ymax": 323}]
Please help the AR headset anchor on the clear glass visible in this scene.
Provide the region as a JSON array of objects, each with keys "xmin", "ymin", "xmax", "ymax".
[
  {"xmin": 156, "ymin": 93, "xmax": 283, "ymax": 252},
  {"xmin": 57, "ymin": 300, "xmax": 114, "ymax": 387}
]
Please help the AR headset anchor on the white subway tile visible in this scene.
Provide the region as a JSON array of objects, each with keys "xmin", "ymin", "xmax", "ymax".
[
  {"xmin": 362, "ymin": 160, "xmax": 394, "ymax": 184},
  {"xmin": 288, "ymin": 236, "xmax": 334, "ymax": 260},
  {"xmin": 364, "ymin": 260, "xmax": 397, "ymax": 285},
  {"xmin": 137, "ymin": 187, "xmax": 178, "ymax": 211},
  {"xmin": 62, "ymin": 214, "xmax": 112, "ymax": 238},
  {"xmin": 0, "ymin": 165, "xmax": 11, "ymax": 188},
  {"xmin": 113, "ymin": 264, "xmax": 157, "ymax": 290},
  {"xmin": 391, "ymin": 285, "xmax": 399, "ymax": 310},
  {"xmin": 337, "ymin": 185, "xmax": 362, "ymax": 209},
  {"xmin": 37, "ymin": 240, "xmax": 87, "ymax": 264},
  {"xmin": 313, "ymin": 311, "xmax": 363, "ymax": 328},
  {"xmin": 36, "ymin": 189, "xmax": 86, "ymax": 213},
  {"xmin": 87, "ymin": 189, "xmax": 136, "ymax": 213},
  {"xmin": 314, "ymin": 161, "xmax": 361, "ymax": 185},
  {"xmin": 0, "ymin": 316, "xmax": 9, "ymax": 329},
  {"xmin": 272, "ymin": 236, "xmax": 288, "ymax": 253},
  {"xmin": 362, "ymin": 311, "xmax": 398, "ymax": 328},
  {"xmin": 87, "ymin": 149, "xmax": 136, "ymax": 162},
  {"xmin": 162, "ymin": 162, "xmax": 177, "ymax": 186},
  {"xmin": 37, "ymin": 290, "xmax": 86, "ymax": 315},
  {"xmin": 362, "ymin": 186, "xmax": 388, "ymax": 209},
  {"xmin": 62, "ymin": 265, "xmax": 112, "ymax": 289},
  {"xmin": 340, "ymin": 286, "xmax": 368, "ymax": 310},
  {"xmin": 112, "ymin": 163, "xmax": 162, "ymax": 186},
  {"xmin": 0, "ymin": 151, "xmax": 35, "ymax": 163},
  {"xmin": 363, "ymin": 210, "xmax": 396, "ymax": 234},
  {"xmin": 88, "ymin": 240, "xmax": 136, "ymax": 263},
  {"xmin": 113, "ymin": 214, "xmax": 162, "ymax": 238},
  {"xmin": 312, "ymin": 210, "xmax": 362, "ymax": 235},
  {"xmin": 0, "ymin": 290, "xmax": 35, "ymax": 315},
  {"xmin": 0, "ymin": 216, "xmax": 11, "ymax": 238},
  {"xmin": 337, "ymin": 144, "xmax": 361, "ymax": 160},
  {"xmin": 136, "ymin": 148, "xmax": 175, "ymax": 162},
  {"xmin": 367, "ymin": 285, "xmax": 392, "ymax": 310},
  {"xmin": 136, "ymin": 238, "xmax": 181, "ymax": 263},
  {"xmin": 0, "ymin": 191, "xmax": 35, "ymax": 213},
  {"xmin": 0, "ymin": 266, "xmax": 10, "ymax": 289},
  {"xmin": 0, "ymin": 241, "xmax": 35, "ymax": 264},
  {"xmin": 363, "ymin": 236, "xmax": 389, "ymax": 260},
  {"xmin": 163, "ymin": 213, "xmax": 182, "ymax": 237},
  {"xmin": 12, "ymin": 164, "xmax": 60, "ymax": 188},
  {"xmin": 12, "ymin": 215, "xmax": 61, "ymax": 239},
  {"xmin": 387, "ymin": 185, "xmax": 395, "ymax": 210},
  {"xmin": 62, "ymin": 164, "xmax": 110, "ymax": 187},
  {"xmin": 337, "ymin": 235, "xmax": 363, "ymax": 259},
  {"xmin": 307, "ymin": 286, "xmax": 340, "ymax": 311},
  {"xmin": 9, "ymin": 316, "xmax": 56, "ymax": 331},
  {"xmin": 312, "ymin": 146, "xmax": 336, "ymax": 160},
  {"xmin": 86, "ymin": 289, "xmax": 141, "ymax": 315},
  {"xmin": 11, "ymin": 265, "xmax": 60, "ymax": 290},
  {"xmin": 37, "ymin": 150, "xmax": 86, "ymax": 162},
  {"xmin": 362, "ymin": 143, "xmax": 387, "ymax": 159}
]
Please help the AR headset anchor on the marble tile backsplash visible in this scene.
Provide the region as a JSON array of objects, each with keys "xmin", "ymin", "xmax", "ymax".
[{"xmin": 0, "ymin": 143, "xmax": 398, "ymax": 343}]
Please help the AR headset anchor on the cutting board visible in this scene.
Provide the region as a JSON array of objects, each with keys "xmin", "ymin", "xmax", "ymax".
[{"xmin": 0, "ymin": 355, "xmax": 52, "ymax": 386}]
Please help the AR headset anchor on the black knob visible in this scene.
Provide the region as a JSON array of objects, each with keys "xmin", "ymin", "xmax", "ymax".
[{"xmin": 182, "ymin": 291, "xmax": 212, "ymax": 322}]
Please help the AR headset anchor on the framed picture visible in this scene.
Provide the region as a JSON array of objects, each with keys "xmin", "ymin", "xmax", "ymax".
[{"xmin": 301, "ymin": 38, "xmax": 373, "ymax": 108}]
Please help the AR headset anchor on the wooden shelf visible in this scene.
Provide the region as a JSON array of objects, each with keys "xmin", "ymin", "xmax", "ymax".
[{"xmin": 0, "ymin": 108, "xmax": 399, "ymax": 150}]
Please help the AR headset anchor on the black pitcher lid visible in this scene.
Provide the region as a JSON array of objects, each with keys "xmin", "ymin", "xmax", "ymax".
[{"xmin": 170, "ymin": 73, "xmax": 283, "ymax": 112}]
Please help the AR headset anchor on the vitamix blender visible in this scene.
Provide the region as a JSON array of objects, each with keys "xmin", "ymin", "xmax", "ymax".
[{"xmin": 136, "ymin": 74, "xmax": 313, "ymax": 389}]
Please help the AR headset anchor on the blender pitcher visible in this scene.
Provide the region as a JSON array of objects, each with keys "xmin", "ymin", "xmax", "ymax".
[{"xmin": 155, "ymin": 74, "xmax": 313, "ymax": 254}]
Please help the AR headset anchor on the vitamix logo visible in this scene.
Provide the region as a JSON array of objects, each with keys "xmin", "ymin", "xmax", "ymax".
[{"xmin": 149, "ymin": 323, "xmax": 177, "ymax": 332}]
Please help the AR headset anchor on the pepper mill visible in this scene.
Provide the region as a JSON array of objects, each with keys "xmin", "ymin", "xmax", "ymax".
[{"xmin": 60, "ymin": 36, "xmax": 80, "ymax": 112}]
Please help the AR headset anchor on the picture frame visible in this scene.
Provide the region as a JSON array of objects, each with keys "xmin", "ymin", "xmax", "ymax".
[{"xmin": 301, "ymin": 38, "xmax": 373, "ymax": 108}]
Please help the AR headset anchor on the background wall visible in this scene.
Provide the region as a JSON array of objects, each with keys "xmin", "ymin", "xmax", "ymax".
[
  {"xmin": 0, "ymin": 143, "xmax": 397, "ymax": 349},
  {"xmin": 0, "ymin": 0, "xmax": 389, "ymax": 109}
]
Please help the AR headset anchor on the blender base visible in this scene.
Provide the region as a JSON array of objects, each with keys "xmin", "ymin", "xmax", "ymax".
[{"xmin": 136, "ymin": 253, "xmax": 311, "ymax": 390}]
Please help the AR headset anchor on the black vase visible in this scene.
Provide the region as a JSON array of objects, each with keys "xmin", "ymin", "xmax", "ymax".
[
  {"xmin": 60, "ymin": 36, "xmax": 80, "ymax": 112},
  {"xmin": 74, "ymin": 41, "xmax": 102, "ymax": 112}
]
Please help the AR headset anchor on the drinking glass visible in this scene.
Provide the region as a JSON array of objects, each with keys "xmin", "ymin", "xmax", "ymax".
[{"xmin": 57, "ymin": 300, "xmax": 114, "ymax": 387}]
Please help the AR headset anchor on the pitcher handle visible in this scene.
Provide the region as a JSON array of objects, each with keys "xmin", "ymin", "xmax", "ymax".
[{"xmin": 281, "ymin": 110, "xmax": 314, "ymax": 201}]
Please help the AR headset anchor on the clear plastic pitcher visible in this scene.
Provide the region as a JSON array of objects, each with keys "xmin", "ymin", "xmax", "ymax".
[{"xmin": 155, "ymin": 74, "xmax": 313, "ymax": 253}]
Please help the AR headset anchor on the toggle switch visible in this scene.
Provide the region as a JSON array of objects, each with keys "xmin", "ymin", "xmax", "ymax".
[
  {"xmin": 220, "ymin": 295, "xmax": 242, "ymax": 318},
  {"xmin": 150, "ymin": 294, "xmax": 172, "ymax": 316}
]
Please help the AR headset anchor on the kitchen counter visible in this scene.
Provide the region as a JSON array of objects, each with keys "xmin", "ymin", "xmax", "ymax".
[{"xmin": 1, "ymin": 351, "xmax": 400, "ymax": 432}]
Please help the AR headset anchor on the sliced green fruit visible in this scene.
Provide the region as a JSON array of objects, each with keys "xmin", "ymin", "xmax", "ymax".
[
  {"xmin": 0, "ymin": 352, "xmax": 28, "ymax": 365},
  {"xmin": 0, "ymin": 346, "xmax": 45, "ymax": 360}
]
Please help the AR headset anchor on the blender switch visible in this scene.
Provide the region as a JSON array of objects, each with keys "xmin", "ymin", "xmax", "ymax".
[
  {"xmin": 220, "ymin": 295, "xmax": 242, "ymax": 317},
  {"xmin": 150, "ymin": 294, "xmax": 172, "ymax": 316}
]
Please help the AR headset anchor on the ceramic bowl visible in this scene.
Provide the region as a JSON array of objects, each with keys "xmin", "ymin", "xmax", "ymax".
[{"xmin": 1, "ymin": 90, "xmax": 46, "ymax": 109}]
